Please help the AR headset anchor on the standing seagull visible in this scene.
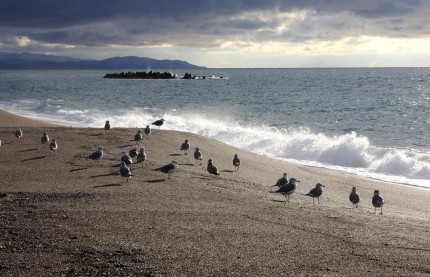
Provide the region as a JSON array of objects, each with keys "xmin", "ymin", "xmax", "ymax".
[
  {"xmin": 15, "ymin": 128, "xmax": 23, "ymax": 138},
  {"xmin": 207, "ymin": 159, "xmax": 220, "ymax": 176},
  {"xmin": 104, "ymin": 120, "xmax": 111, "ymax": 130},
  {"xmin": 194, "ymin": 147, "xmax": 203, "ymax": 164},
  {"xmin": 180, "ymin": 139, "xmax": 190, "ymax": 155},
  {"xmin": 152, "ymin": 119, "xmax": 165, "ymax": 127},
  {"xmin": 49, "ymin": 138, "xmax": 58, "ymax": 154},
  {"xmin": 41, "ymin": 132, "xmax": 49, "ymax": 144},
  {"xmin": 233, "ymin": 154, "xmax": 241, "ymax": 171},
  {"xmin": 129, "ymin": 148, "xmax": 138, "ymax": 159},
  {"xmin": 306, "ymin": 183, "xmax": 325, "ymax": 204},
  {"xmin": 136, "ymin": 147, "xmax": 146, "ymax": 164},
  {"xmin": 272, "ymin": 178, "xmax": 300, "ymax": 203},
  {"xmin": 121, "ymin": 151, "xmax": 133, "ymax": 165},
  {"xmin": 144, "ymin": 125, "xmax": 151, "ymax": 137},
  {"xmin": 274, "ymin": 173, "xmax": 288, "ymax": 188},
  {"xmin": 372, "ymin": 190, "xmax": 384, "ymax": 214},
  {"xmin": 119, "ymin": 162, "xmax": 132, "ymax": 182},
  {"xmin": 89, "ymin": 146, "xmax": 104, "ymax": 160},
  {"xmin": 134, "ymin": 130, "xmax": 143, "ymax": 141},
  {"xmin": 349, "ymin": 187, "xmax": 360, "ymax": 209},
  {"xmin": 154, "ymin": 160, "xmax": 179, "ymax": 179}
]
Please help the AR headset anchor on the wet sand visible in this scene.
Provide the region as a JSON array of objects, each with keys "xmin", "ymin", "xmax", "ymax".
[{"xmin": 1, "ymin": 109, "xmax": 429, "ymax": 276}]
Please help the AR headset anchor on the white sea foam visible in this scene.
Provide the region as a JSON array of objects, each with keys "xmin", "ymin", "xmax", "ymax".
[{"xmin": 3, "ymin": 103, "xmax": 430, "ymax": 188}]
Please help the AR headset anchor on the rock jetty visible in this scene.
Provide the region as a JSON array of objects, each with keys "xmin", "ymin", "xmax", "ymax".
[{"xmin": 104, "ymin": 71, "xmax": 175, "ymax": 79}]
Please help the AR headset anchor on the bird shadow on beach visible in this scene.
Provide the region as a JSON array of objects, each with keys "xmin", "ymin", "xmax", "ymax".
[
  {"xmin": 89, "ymin": 133, "xmax": 103, "ymax": 137},
  {"xmin": 117, "ymin": 144, "xmax": 134, "ymax": 148},
  {"xmin": 271, "ymin": 199, "xmax": 288, "ymax": 203},
  {"xmin": 92, "ymin": 183, "xmax": 122, "ymax": 188},
  {"xmin": 222, "ymin": 170, "xmax": 235, "ymax": 173},
  {"xmin": 19, "ymin": 148, "xmax": 38, "ymax": 152},
  {"xmin": 90, "ymin": 172, "xmax": 118, "ymax": 178},
  {"xmin": 181, "ymin": 163, "xmax": 195, "ymax": 166},
  {"xmin": 22, "ymin": 156, "xmax": 46, "ymax": 162},
  {"xmin": 69, "ymin": 167, "xmax": 89, "ymax": 172},
  {"xmin": 169, "ymin": 153, "xmax": 182, "ymax": 157},
  {"xmin": 145, "ymin": 179, "xmax": 166, "ymax": 183}
]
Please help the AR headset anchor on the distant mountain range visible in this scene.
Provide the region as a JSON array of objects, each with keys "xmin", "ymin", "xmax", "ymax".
[{"xmin": 0, "ymin": 52, "xmax": 207, "ymax": 70}]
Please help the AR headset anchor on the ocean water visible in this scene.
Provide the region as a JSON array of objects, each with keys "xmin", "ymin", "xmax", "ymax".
[{"xmin": 0, "ymin": 68, "xmax": 429, "ymax": 188}]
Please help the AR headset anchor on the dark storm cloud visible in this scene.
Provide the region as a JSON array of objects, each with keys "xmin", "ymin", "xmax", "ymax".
[
  {"xmin": 0, "ymin": 0, "xmax": 423, "ymax": 27},
  {"xmin": 0, "ymin": 0, "xmax": 428, "ymax": 50}
]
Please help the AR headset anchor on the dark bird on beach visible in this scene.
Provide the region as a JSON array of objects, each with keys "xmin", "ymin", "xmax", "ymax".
[
  {"xmin": 49, "ymin": 138, "xmax": 58, "ymax": 154},
  {"xmin": 41, "ymin": 132, "xmax": 49, "ymax": 144},
  {"xmin": 233, "ymin": 154, "xmax": 241, "ymax": 171},
  {"xmin": 372, "ymin": 190, "xmax": 384, "ymax": 214},
  {"xmin": 274, "ymin": 173, "xmax": 288, "ymax": 188},
  {"xmin": 134, "ymin": 130, "xmax": 143, "ymax": 141},
  {"xmin": 349, "ymin": 187, "xmax": 360, "ymax": 209},
  {"xmin": 152, "ymin": 119, "xmax": 165, "ymax": 127},
  {"xmin": 180, "ymin": 139, "xmax": 190, "ymax": 155},
  {"xmin": 15, "ymin": 128, "xmax": 23, "ymax": 138},
  {"xmin": 89, "ymin": 146, "xmax": 104, "ymax": 160},
  {"xmin": 272, "ymin": 178, "xmax": 300, "ymax": 202},
  {"xmin": 121, "ymin": 151, "xmax": 133, "ymax": 165},
  {"xmin": 144, "ymin": 125, "xmax": 151, "ymax": 136},
  {"xmin": 194, "ymin": 147, "xmax": 203, "ymax": 164},
  {"xmin": 207, "ymin": 159, "xmax": 220, "ymax": 176},
  {"xmin": 119, "ymin": 161, "xmax": 132, "ymax": 182},
  {"xmin": 154, "ymin": 160, "xmax": 178, "ymax": 179},
  {"xmin": 129, "ymin": 148, "xmax": 138, "ymax": 159},
  {"xmin": 104, "ymin": 120, "xmax": 111, "ymax": 130},
  {"xmin": 136, "ymin": 147, "xmax": 146, "ymax": 164},
  {"xmin": 306, "ymin": 183, "xmax": 325, "ymax": 204}
]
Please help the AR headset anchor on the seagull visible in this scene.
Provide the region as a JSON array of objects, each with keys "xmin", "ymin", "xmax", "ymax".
[
  {"xmin": 144, "ymin": 125, "xmax": 151, "ymax": 136},
  {"xmin": 154, "ymin": 160, "xmax": 178, "ymax": 179},
  {"xmin": 272, "ymin": 178, "xmax": 300, "ymax": 202},
  {"xmin": 41, "ymin": 132, "xmax": 49, "ymax": 144},
  {"xmin": 119, "ymin": 161, "xmax": 132, "ymax": 182},
  {"xmin": 306, "ymin": 183, "xmax": 325, "ymax": 204},
  {"xmin": 194, "ymin": 147, "xmax": 203, "ymax": 164},
  {"xmin": 274, "ymin": 173, "xmax": 288, "ymax": 188},
  {"xmin": 180, "ymin": 139, "xmax": 190, "ymax": 155},
  {"xmin": 233, "ymin": 154, "xmax": 241, "ymax": 171},
  {"xmin": 15, "ymin": 128, "xmax": 23, "ymax": 138},
  {"xmin": 349, "ymin": 187, "xmax": 360, "ymax": 209},
  {"xmin": 207, "ymin": 159, "xmax": 220, "ymax": 176},
  {"xmin": 134, "ymin": 130, "xmax": 143, "ymax": 141},
  {"xmin": 372, "ymin": 190, "xmax": 384, "ymax": 214},
  {"xmin": 152, "ymin": 119, "xmax": 165, "ymax": 127},
  {"xmin": 49, "ymin": 138, "xmax": 58, "ymax": 154},
  {"xmin": 136, "ymin": 147, "xmax": 146, "ymax": 164},
  {"xmin": 129, "ymin": 148, "xmax": 138, "ymax": 158},
  {"xmin": 104, "ymin": 120, "xmax": 111, "ymax": 130},
  {"xmin": 121, "ymin": 151, "xmax": 133, "ymax": 165},
  {"xmin": 89, "ymin": 146, "xmax": 104, "ymax": 160}
]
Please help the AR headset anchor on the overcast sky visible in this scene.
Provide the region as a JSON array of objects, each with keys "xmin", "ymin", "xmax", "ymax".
[{"xmin": 1, "ymin": 0, "xmax": 430, "ymax": 68}]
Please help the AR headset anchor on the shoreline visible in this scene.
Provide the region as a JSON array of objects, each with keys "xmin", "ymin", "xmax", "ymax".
[
  {"xmin": 3, "ymin": 108, "xmax": 429, "ymax": 190},
  {"xmin": 1, "ymin": 109, "xmax": 430, "ymax": 275}
]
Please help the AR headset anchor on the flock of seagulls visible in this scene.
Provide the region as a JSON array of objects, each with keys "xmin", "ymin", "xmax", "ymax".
[
  {"xmin": 271, "ymin": 172, "xmax": 384, "ymax": 213},
  {"xmin": 16, "ymin": 129, "xmax": 58, "ymax": 154},
  {"xmin": 13, "ymin": 123, "xmax": 385, "ymax": 214}
]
